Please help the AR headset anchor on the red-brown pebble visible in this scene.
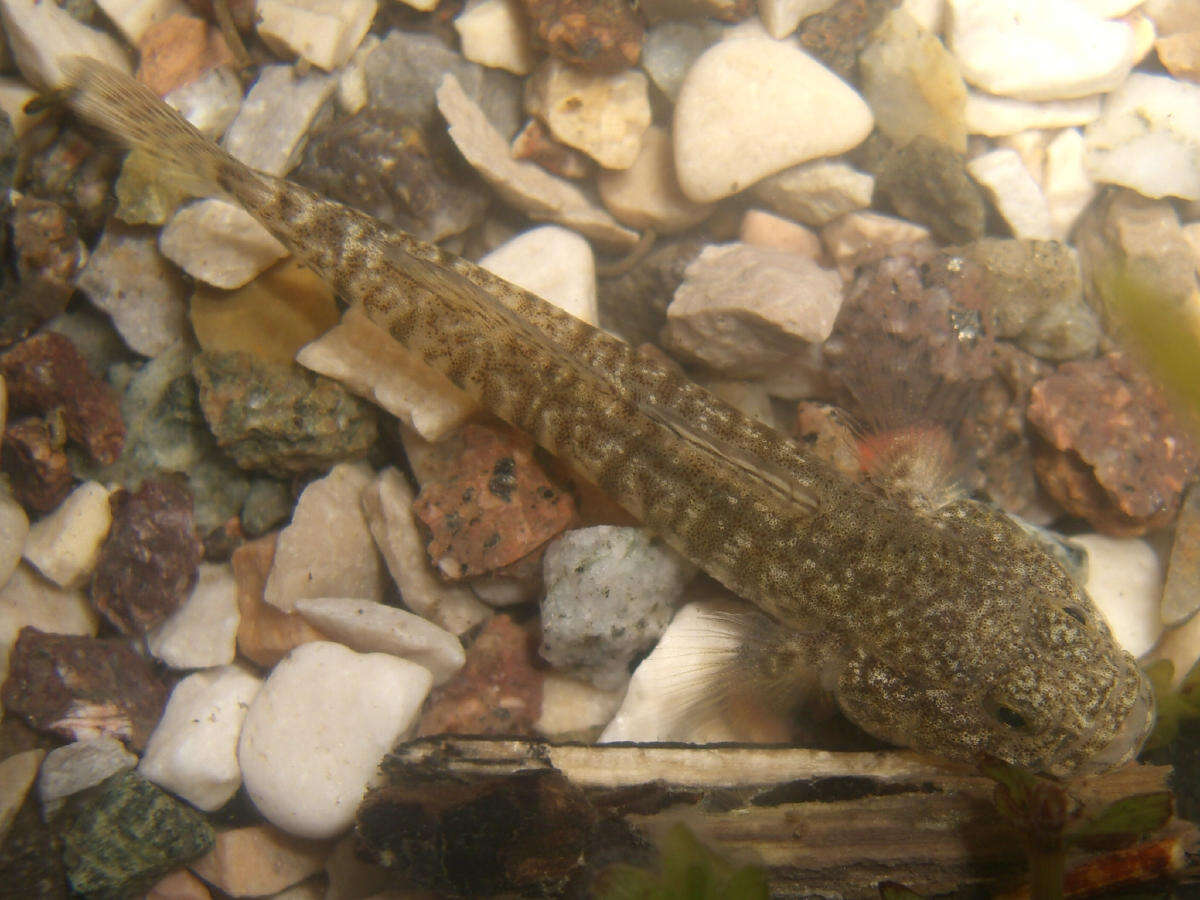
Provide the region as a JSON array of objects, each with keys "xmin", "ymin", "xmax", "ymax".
[
  {"xmin": 0, "ymin": 332, "xmax": 124, "ymax": 466},
  {"xmin": 413, "ymin": 423, "xmax": 577, "ymax": 580},
  {"xmin": 417, "ymin": 615, "xmax": 542, "ymax": 736},
  {"xmin": 1, "ymin": 628, "xmax": 169, "ymax": 750},
  {"xmin": 90, "ymin": 479, "xmax": 204, "ymax": 636},
  {"xmin": 1028, "ymin": 353, "xmax": 1199, "ymax": 535},
  {"xmin": 518, "ymin": 0, "xmax": 644, "ymax": 72},
  {"xmin": 231, "ymin": 534, "xmax": 327, "ymax": 668},
  {"xmin": 0, "ymin": 197, "xmax": 84, "ymax": 346},
  {"xmin": 136, "ymin": 14, "xmax": 236, "ymax": 96},
  {"xmin": 1, "ymin": 417, "xmax": 73, "ymax": 512},
  {"xmin": 511, "ymin": 118, "xmax": 595, "ymax": 179}
]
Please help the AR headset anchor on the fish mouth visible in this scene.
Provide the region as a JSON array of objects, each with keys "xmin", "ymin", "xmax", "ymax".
[{"xmin": 1057, "ymin": 662, "xmax": 1156, "ymax": 776}]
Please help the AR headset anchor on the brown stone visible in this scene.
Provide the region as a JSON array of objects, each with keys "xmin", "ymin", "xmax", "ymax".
[
  {"xmin": 188, "ymin": 825, "xmax": 329, "ymax": 897},
  {"xmin": 1, "ymin": 628, "xmax": 169, "ymax": 750},
  {"xmin": 0, "ymin": 197, "xmax": 85, "ymax": 346},
  {"xmin": 413, "ymin": 423, "xmax": 577, "ymax": 580},
  {"xmin": 1157, "ymin": 31, "xmax": 1200, "ymax": 82},
  {"xmin": 90, "ymin": 479, "xmax": 204, "ymax": 636},
  {"xmin": 1, "ymin": 418, "xmax": 72, "ymax": 513},
  {"xmin": 1027, "ymin": 353, "xmax": 1199, "ymax": 535},
  {"xmin": 144, "ymin": 868, "xmax": 212, "ymax": 900},
  {"xmin": 0, "ymin": 331, "xmax": 124, "ymax": 465},
  {"xmin": 510, "ymin": 118, "xmax": 594, "ymax": 180},
  {"xmin": 518, "ymin": 0, "xmax": 644, "ymax": 72},
  {"xmin": 136, "ymin": 14, "xmax": 235, "ymax": 96},
  {"xmin": 417, "ymin": 615, "xmax": 543, "ymax": 737},
  {"xmin": 231, "ymin": 534, "xmax": 326, "ymax": 668},
  {"xmin": 799, "ymin": 0, "xmax": 900, "ymax": 81}
]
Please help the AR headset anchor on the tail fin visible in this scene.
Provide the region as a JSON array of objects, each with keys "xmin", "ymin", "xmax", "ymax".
[{"xmin": 62, "ymin": 55, "xmax": 241, "ymax": 200}]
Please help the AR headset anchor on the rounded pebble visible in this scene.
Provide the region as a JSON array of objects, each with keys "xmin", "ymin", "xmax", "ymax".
[
  {"xmin": 948, "ymin": 0, "xmax": 1135, "ymax": 101},
  {"xmin": 146, "ymin": 562, "xmax": 240, "ymax": 669},
  {"xmin": 672, "ymin": 38, "xmax": 873, "ymax": 203},
  {"xmin": 238, "ymin": 641, "xmax": 432, "ymax": 839},
  {"xmin": 138, "ymin": 665, "xmax": 263, "ymax": 812},
  {"xmin": 597, "ymin": 125, "xmax": 713, "ymax": 234},
  {"xmin": 1072, "ymin": 533, "xmax": 1164, "ymax": 658}
]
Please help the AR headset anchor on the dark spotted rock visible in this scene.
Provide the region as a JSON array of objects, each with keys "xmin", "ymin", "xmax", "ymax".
[
  {"xmin": 417, "ymin": 615, "xmax": 543, "ymax": 737},
  {"xmin": 1028, "ymin": 353, "xmax": 1199, "ymax": 536},
  {"xmin": 21, "ymin": 126, "xmax": 118, "ymax": 236},
  {"xmin": 192, "ymin": 350, "xmax": 377, "ymax": 476},
  {"xmin": 0, "ymin": 197, "xmax": 84, "ymax": 347},
  {"xmin": 60, "ymin": 770, "xmax": 214, "ymax": 900},
  {"xmin": 1, "ymin": 628, "xmax": 169, "ymax": 750},
  {"xmin": 90, "ymin": 478, "xmax": 203, "ymax": 635},
  {"xmin": 0, "ymin": 331, "xmax": 124, "ymax": 465},
  {"xmin": 412, "ymin": 423, "xmax": 577, "ymax": 580},
  {"xmin": 799, "ymin": 0, "xmax": 901, "ymax": 82},
  {"xmin": 293, "ymin": 107, "xmax": 487, "ymax": 243},
  {"xmin": 876, "ymin": 135, "xmax": 987, "ymax": 244},
  {"xmin": 519, "ymin": 0, "xmax": 644, "ymax": 72},
  {"xmin": 1, "ymin": 417, "xmax": 73, "ymax": 512}
]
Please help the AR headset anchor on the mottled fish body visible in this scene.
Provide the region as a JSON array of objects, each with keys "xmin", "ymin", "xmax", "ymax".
[{"xmin": 65, "ymin": 58, "xmax": 1153, "ymax": 775}]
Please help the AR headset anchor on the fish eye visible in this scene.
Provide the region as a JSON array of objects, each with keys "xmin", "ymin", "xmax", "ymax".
[
  {"xmin": 1062, "ymin": 606, "xmax": 1086, "ymax": 624},
  {"xmin": 992, "ymin": 704, "xmax": 1028, "ymax": 730}
]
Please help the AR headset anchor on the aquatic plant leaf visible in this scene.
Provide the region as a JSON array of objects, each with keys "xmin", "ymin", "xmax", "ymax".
[
  {"xmin": 1065, "ymin": 792, "xmax": 1173, "ymax": 851},
  {"xmin": 592, "ymin": 863, "xmax": 665, "ymax": 900},
  {"xmin": 1143, "ymin": 658, "xmax": 1200, "ymax": 751}
]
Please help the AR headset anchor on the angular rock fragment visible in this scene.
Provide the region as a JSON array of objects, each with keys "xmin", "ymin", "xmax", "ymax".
[
  {"xmin": 0, "ymin": 332, "xmax": 124, "ymax": 466},
  {"xmin": 192, "ymin": 351, "xmax": 377, "ymax": 475},
  {"xmin": 1, "ymin": 418, "xmax": 72, "ymax": 513},
  {"xmin": 60, "ymin": 770, "xmax": 214, "ymax": 899},
  {"xmin": 519, "ymin": 0, "xmax": 643, "ymax": 71},
  {"xmin": 90, "ymin": 478, "xmax": 203, "ymax": 635},
  {"xmin": 0, "ymin": 197, "xmax": 85, "ymax": 346},
  {"xmin": 418, "ymin": 615, "xmax": 542, "ymax": 736},
  {"xmin": 2, "ymin": 628, "xmax": 169, "ymax": 749},
  {"xmin": 1028, "ymin": 353, "xmax": 1198, "ymax": 535},
  {"xmin": 875, "ymin": 135, "xmax": 987, "ymax": 244},
  {"xmin": 413, "ymin": 424, "xmax": 577, "ymax": 580}
]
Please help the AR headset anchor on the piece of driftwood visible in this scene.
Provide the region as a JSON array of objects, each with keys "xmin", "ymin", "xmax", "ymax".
[{"xmin": 355, "ymin": 737, "xmax": 1196, "ymax": 897}]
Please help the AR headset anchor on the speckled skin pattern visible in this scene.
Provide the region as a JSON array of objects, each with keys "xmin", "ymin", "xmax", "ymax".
[{"xmin": 67, "ymin": 59, "xmax": 1154, "ymax": 776}]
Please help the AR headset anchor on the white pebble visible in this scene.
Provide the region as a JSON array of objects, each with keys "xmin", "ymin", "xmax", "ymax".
[
  {"xmin": 1044, "ymin": 128, "xmax": 1096, "ymax": 238},
  {"xmin": 0, "ymin": 78, "xmax": 40, "ymax": 137},
  {"xmin": 0, "ymin": 0, "xmax": 130, "ymax": 91},
  {"xmin": 948, "ymin": 0, "xmax": 1135, "ymax": 101},
  {"xmin": 1072, "ymin": 533, "xmax": 1164, "ymax": 658},
  {"xmin": 76, "ymin": 223, "xmax": 188, "ymax": 357},
  {"xmin": 524, "ymin": 59, "xmax": 651, "ymax": 170},
  {"xmin": 238, "ymin": 642, "xmax": 432, "ymax": 839},
  {"xmin": 967, "ymin": 148, "xmax": 1055, "ymax": 239},
  {"xmin": 1085, "ymin": 72, "xmax": 1200, "ymax": 201},
  {"xmin": 0, "ymin": 748, "xmax": 43, "ymax": 842},
  {"xmin": 536, "ymin": 673, "xmax": 623, "ymax": 740},
  {"xmin": 93, "ymin": 0, "xmax": 188, "ymax": 43},
  {"xmin": 264, "ymin": 461, "xmax": 386, "ymax": 613},
  {"xmin": 297, "ymin": 306, "xmax": 478, "ymax": 441},
  {"xmin": 160, "ymin": 200, "xmax": 288, "ymax": 290},
  {"xmin": 673, "ymin": 38, "xmax": 873, "ymax": 203},
  {"xmin": 257, "ymin": 0, "xmax": 377, "ymax": 71},
  {"xmin": 360, "ymin": 467, "xmax": 490, "ymax": 635},
  {"xmin": 295, "ymin": 597, "xmax": 465, "ymax": 685},
  {"xmin": 222, "ymin": 64, "xmax": 336, "ymax": 177},
  {"xmin": 146, "ymin": 562, "xmax": 240, "ymax": 669},
  {"xmin": 37, "ymin": 737, "xmax": 136, "ymax": 819},
  {"xmin": 22, "ymin": 482, "xmax": 110, "ymax": 589},
  {"xmin": 0, "ymin": 488, "xmax": 28, "ymax": 592},
  {"xmin": 965, "ymin": 91, "xmax": 1102, "ymax": 137},
  {"xmin": 454, "ymin": 0, "xmax": 534, "ymax": 75},
  {"xmin": 479, "ymin": 226, "xmax": 598, "ymax": 325},
  {"xmin": 757, "ymin": 0, "xmax": 839, "ymax": 38},
  {"xmin": 597, "ymin": 125, "xmax": 714, "ymax": 234},
  {"xmin": 739, "ymin": 209, "xmax": 823, "ymax": 258},
  {"xmin": 753, "ymin": 159, "xmax": 875, "ymax": 226},
  {"xmin": 139, "ymin": 665, "xmax": 263, "ymax": 811},
  {"xmin": 820, "ymin": 210, "xmax": 932, "ymax": 277}
]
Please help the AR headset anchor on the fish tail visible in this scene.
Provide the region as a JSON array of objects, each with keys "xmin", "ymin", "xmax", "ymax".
[{"xmin": 62, "ymin": 55, "xmax": 250, "ymax": 201}]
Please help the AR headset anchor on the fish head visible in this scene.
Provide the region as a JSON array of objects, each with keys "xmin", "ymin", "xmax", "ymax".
[{"xmin": 833, "ymin": 594, "xmax": 1155, "ymax": 777}]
